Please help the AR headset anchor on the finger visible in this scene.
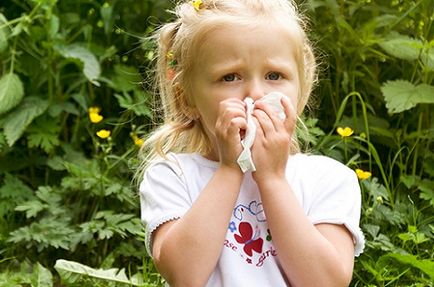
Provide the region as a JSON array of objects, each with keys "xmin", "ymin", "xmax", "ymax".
[
  {"xmin": 253, "ymin": 108, "xmax": 275, "ymax": 137},
  {"xmin": 219, "ymin": 98, "xmax": 246, "ymax": 112},
  {"xmin": 228, "ymin": 117, "xmax": 248, "ymax": 135},
  {"xmin": 251, "ymin": 116, "xmax": 264, "ymax": 140},
  {"xmin": 280, "ymin": 96, "xmax": 297, "ymax": 134},
  {"xmin": 281, "ymin": 96, "xmax": 296, "ymax": 122},
  {"xmin": 254, "ymin": 101, "xmax": 284, "ymax": 128}
]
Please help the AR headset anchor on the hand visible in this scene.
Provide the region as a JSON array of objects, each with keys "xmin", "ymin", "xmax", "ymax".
[
  {"xmin": 251, "ymin": 96, "xmax": 296, "ymax": 183},
  {"xmin": 214, "ymin": 99, "xmax": 247, "ymax": 169}
]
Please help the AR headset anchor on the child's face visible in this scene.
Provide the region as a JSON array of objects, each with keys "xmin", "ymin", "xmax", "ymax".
[{"xmin": 189, "ymin": 22, "xmax": 300, "ymax": 154}]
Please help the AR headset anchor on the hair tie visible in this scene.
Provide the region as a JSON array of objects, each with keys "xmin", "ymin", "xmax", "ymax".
[
  {"xmin": 166, "ymin": 51, "xmax": 177, "ymax": 67},
  {"xmin": 191, "ymin": 0, "xmax": 203, "ymax": 11}
]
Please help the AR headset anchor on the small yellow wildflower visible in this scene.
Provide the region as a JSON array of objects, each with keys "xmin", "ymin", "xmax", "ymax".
[
  {"xmin": 96, "ymin": 129, "xmax": 111, "ymax": 139},
  {"xmin": 337, "ymin": 127, "xmax": 354, "ymax": 138},
  {"xmin": 191, "ymin": 0, "xmax": 203, "ymax": 11},
  {"xmin": 355, "ymin": 168, "xmax": 372, "ymax": 180},
  {"xmin": 132, "ymin": 134, "xmax": 144, "ymax": 147},
  {"xmin": 89, "ymin": 112, "xmax": 103, "ymax": 123},
  {"xmin": 88, "ymin": 106, "xmax": 103, "ymax": 123}
]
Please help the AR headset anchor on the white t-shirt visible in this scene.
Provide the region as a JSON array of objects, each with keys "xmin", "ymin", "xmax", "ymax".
[{"xmin": 140, "ymin": 153, "xmax": 365, "ymax": 286}]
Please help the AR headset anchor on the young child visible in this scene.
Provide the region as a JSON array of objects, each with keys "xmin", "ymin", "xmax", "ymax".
[{"xmin": 139, "ymin": 0, "xmax": 365, "ymax": 286}]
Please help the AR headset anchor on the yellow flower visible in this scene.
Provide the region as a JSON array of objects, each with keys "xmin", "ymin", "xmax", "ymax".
[
  {"xmin": 88, "ymin": 106, "xmax": 101, "ymax": 114},
  {"xmin": 337, "ymin": 127, "xmax": 354, "ymax": 138},
  {"xmin": 191, "ymin": 0, "xmax": 203, "ymax": 11},
  {"xmin": 355, "ymin": 168, "xmax": 372, "ymax": 180},
  {"xmin": 89, "ymin": 112, "xmax": 103, "ymax": 123},
  {"xmin": 88, "ymin": 106, "xmax": 103, "ymax": 123},
  {"xmin": 96, "ymin": 129, "xmax": 111, "ymax": 139},
  {"xmin": 133, "ymin": 135, "xmax": 144, "ymax": 147}
]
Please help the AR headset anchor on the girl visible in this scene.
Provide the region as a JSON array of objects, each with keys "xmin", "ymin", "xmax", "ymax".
[{"xmin": 139, "ymin": 0, "xmax": 365, "ymax": 286}]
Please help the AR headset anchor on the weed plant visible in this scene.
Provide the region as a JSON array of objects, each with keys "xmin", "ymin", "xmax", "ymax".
[{"xmin": 0, "ymin": 0, "xmax": 432, "ymax": 286}]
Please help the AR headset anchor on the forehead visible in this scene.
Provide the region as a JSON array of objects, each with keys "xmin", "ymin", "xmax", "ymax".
[{"xmin": 195, "ymin": 21, "xmax": 299, "ymax": 66}]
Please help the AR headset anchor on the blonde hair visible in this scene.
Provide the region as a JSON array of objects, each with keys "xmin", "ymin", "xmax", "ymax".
[{"xmin": 137, "ymin": 0, "xmax": 317, "ymax": 176}]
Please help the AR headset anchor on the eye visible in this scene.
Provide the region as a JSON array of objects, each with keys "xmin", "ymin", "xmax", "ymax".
[
  {"xmin": 222, "ymin": 73, "xmax": 240, "ymax": 82},
  {"xmin": 266, "ymin": 72, "xmax": 282, "ymax": 81}
]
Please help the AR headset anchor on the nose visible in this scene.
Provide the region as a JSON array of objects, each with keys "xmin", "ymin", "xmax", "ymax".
[{"xmin": 245, "ymin": 79, "xmax": 266, "ymax": 101}]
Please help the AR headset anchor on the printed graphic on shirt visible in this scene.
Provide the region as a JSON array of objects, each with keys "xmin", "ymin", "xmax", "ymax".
[
  {"xmin": 234, "ymin": 221, "xmax": 263, "ymax": 256},
  {"xmin": 225, "ymin": 200, "xmax": 278, "ymax": 267}
]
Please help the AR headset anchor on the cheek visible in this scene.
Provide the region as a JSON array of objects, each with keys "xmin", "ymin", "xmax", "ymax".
[{"xmin": 195, "ymin": 104, "xmax": 218, "ymax": 136}]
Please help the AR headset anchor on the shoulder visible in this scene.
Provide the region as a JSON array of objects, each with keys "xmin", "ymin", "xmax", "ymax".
[
  {"xmin": 145, "ymin": 153, "xmax": 198, "ymax": 176},
  {"xmin": 288, "ymin": 153, "xmax": 355, "ymax": 178}
]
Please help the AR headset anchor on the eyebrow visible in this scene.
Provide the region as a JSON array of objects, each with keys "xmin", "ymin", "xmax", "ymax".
[
  {"xmin": 207, "ymin": 59, "xmax": 245, "ymax": 75},
  {"xmin": 265, "ymin": 58, "xmax": 296, "ymax": 74}
]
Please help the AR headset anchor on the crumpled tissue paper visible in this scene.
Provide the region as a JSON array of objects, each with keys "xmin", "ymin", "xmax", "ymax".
[{"xmin": 237, "ymin": 91, "xmax": 287, "ymax": 173}]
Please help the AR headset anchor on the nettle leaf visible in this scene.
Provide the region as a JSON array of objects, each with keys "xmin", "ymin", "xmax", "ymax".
[
  {"xmin": 0, "ymin": 73, "xmax": 24, "ymax": 115},
  {"xmin": 54, "ymin": 259, "xmax": 144, "ymax": 285},
  {"xmin": 381, "ymin": 80, "xmax": 434, "ymax": 113},
  {"xmin": 55, "ymin": 44, "xmax": 101, "ymax": 85},
  {"xmin": 379, "ymin": 33, "xmax": 423, "ymax": 61},
  {"xmin": 3, "ymin": 97, "xmax": 49, "ymax": 146}
]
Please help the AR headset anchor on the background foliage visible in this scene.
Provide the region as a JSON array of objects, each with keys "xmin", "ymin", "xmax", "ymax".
[{"xmin": 0, "ymin": 0, "xmax": 433, "ymax": 286}]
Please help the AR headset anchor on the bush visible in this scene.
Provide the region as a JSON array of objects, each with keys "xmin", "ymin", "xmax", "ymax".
[{"xmin": 0, "ymin": 0, "xmax": 433, "ymax": 286}]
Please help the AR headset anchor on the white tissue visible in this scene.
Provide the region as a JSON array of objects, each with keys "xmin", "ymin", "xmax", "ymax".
[{"xmin": 236, "ymin": 92, "xmax": 287, "ymax": 173}]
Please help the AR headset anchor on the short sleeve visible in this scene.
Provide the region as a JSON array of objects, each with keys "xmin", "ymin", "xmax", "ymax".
[
  {"xmin": 307, "ymin": 158, "xmax": 365, "ymax": 256},
  {"xmin": 139, "ymin": 159, "xmax": 192, "ymax": 257}
]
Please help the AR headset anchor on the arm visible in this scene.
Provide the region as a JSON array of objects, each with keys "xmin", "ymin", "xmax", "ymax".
[
  {"xmin": 256, "ymin": 178, "xmax": 354, "ymax": 287},
  {"xmin": 153, "ymin": 165, "xmax": 243, "ymax": 287},
  {"xmin": 252, "ymin": 98, "xmax": 355, "ymax": 287},
  {"xmin": 152, "ymin": 99, "xmax": 247, "ymax": 287}
]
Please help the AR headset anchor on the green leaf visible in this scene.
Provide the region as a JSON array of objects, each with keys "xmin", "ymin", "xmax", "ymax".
[
  {"xmin": 421, "ymin": 45, "xmax": 434, "ymax": 71},
  {"xmin": 386, "ymin": 253, "xmax": 434, "ymax": 279},
  {"xmin": 0, "ymin": 173, "xmax": 33, "ymax": 217},
  {"xmin": 15, "ymin": 200, "xmax": 47, "ymax": 218},
  {"xmin": 114, "ymin": 92, "xmax": 152, "ymax": 117},
  {"xmin": 0, "ymin": 73, "xmax": 24, "ymax": 115},
  {"xmin": 419, "ymin": 179, "xmax": 434, "ymax": 205},
  {"xmin": 3, "ymin": 97, "xmax": 49, "ymax": 146},
  {"xmin": 8, "ymin": 218, "xmax": 76, "ymax": 250},
  {"xmin": 109, "ymin": 64, "xmax": 141, "ymax": 92},
  {"xmin": 379, "ymin": 33, "xmax": 423, "ymax": 61},
  {"xmin": 48, "ymin": 15, "xmax": 59, "ymax": 38},
  {"xmin": 55, "ymin": 44, "xmax": 101, "ymax": 85},
  {"xmin": 54, "ymin": 259, "xmax": 144, "ymax": 285},
  {"xmin": 381, "ymin": 80, "xmax": 434, "ymax": 113},
  {"xmin": 0, "ymin": 173, "xmax": 33, "ymax": 200},
  {"xmin": 400, "ymin": 174, "xmax": 420, "ymax": 189},
  {"xmin": 0, "ymin": 14, "xmax": 9, "ymax": 53},
  {"xmin": 26, "ymin": 116, "xmax": 60, "ymax": 153},
  {"xmin": 31, "ymin": 263, "xmax": 53, "ymax": 287}
]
